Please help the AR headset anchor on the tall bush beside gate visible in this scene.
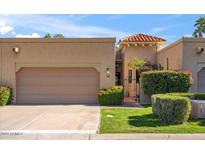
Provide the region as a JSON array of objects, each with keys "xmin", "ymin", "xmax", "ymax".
[
  {"xmin": 141, "ymin": 70, "xmax": 192, "ymax": 95},
  {"xmin": 0, "ymin": 86, "xmax": 12, "ymax": 106}
]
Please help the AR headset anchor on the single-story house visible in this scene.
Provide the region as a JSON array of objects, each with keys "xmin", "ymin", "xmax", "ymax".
[
  {"xmin": 1, "ymin": 34, "xmax": 205, "ymax": 105},
  {"xmin": 116, "ymin": 34, "xmax": 205, "ymax": 101},
  {"xmin": 0, "ymin": 38, "xmax": 116, "ymax": 104}
]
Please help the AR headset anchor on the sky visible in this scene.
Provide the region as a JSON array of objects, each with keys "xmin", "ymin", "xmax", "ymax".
[{"xmin": 0, "ymin": 14, "xmax": 204, "ymax": 43}]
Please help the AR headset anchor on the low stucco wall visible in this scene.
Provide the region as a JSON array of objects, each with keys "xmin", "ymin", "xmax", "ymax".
[
  {"xmin": 190, "ymin": 99, "xmax": 205, "ymax": 119},
  {"xmin": 0, "ymin": 38, "xmax": 116, "ymax": 102}
]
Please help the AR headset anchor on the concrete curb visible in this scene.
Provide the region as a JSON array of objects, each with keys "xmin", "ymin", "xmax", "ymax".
[
  {"xmin": 90, "ymin": 134, "xmax": 205, "ymax": 140},
  {"xmin": 0, "ymin": 130, "xmax": 95, "ymax": 140},
  {"xmin": 1, "ymin": 132, "xmax": 205, "ymax": 140}
]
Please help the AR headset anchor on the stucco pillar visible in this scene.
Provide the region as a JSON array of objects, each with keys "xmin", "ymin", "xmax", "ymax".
[{"xmin": 139, "ymin": 78, "xmax": 151, "ymax": 104}]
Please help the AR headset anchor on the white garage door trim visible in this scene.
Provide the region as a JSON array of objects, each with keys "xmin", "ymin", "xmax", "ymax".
[{"xmin": 16, "ymin": 67, "xmax": 100, "ymax": 104}]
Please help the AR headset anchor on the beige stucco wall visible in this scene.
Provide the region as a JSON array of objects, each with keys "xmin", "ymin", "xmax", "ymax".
[
  {"xmin": 122, "ymin": 45, "xmax": 158, "ymax": 97},
  {"xmin": 182, "ymin": 38, "xmax": 205, "ymax": 92},
  {"xmin": 157, "ymin": 39, "xmax": 183, "ymax": 70},
  {"xmin": 0, "ymin": 38, "xmax": 116, "ymax": 102},
  {"xmin": 157, "ymin": 37, "xmax": 205, "ymax": 92}
]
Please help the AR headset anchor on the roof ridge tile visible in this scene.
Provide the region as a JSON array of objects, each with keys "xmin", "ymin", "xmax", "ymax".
[{"xmin": 121, "ymin": 33, "xmax": 166, "ymax": 43}]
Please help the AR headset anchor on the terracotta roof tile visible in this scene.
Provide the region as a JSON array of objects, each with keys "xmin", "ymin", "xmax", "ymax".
[{"xmin": 121, "ymin": 33, "xmax": 166, "ymax": 43}]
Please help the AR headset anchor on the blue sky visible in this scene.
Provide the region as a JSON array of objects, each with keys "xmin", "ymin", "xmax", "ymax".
[{"xmin": 0, "ymin": 14, "xmax": 204, "ymax": 43}]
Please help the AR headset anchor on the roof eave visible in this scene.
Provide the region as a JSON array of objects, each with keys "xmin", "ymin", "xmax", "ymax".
[{"xmin": 120, "ymin": 41, "xmax": 166, "ymax": 45}]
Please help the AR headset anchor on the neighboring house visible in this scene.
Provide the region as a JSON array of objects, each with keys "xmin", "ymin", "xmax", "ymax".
[
  {"xmin": 117, "ymin": 33, "xmax": 205, "ymax": 100},
  {"xmin": 0, "ymin": 38, "xmax": 116, "ymax": 104},
  {"xmin": 157, "ymin": 37, "xmax": 205, "ymax": 92},
  {"xmin": 116, "ymin": 34, "xmax": 166, "ymax": 98}
]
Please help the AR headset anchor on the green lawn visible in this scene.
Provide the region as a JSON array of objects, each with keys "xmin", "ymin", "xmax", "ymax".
[{"xmin": 100, "ymin": 107, "xmax": 205, "ymax": 134}]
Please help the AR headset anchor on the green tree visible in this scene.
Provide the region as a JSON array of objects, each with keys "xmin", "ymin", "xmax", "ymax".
[
  {"xmin": 129, "ymin": 58, "xmax": 148, "ymax": 73},
  {"xmin": 193, "ymin": 17, "xmax": 205, "ymax": 38},
  {"xmin": 53, "ymin": 33, "xmax": 65, "ymax": 38},
  {"xmin": 44, "ymin": 33, "xmax": 52, "ymax": 38}
]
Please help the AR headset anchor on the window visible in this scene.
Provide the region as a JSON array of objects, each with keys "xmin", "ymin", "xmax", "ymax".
[
  {"xmin": 128, "ymin": 69, "xmax": 132, "ymax": 83},
  {"xmin": 166, "ymin": 58, "xmax": 169, "ymax": 70},
  {"xmin": 136, "ymin": 70, "xmax": 139, "ymax": 83},
  {"xmin": 115, "ymin": 72, "xmax": 122, "ymax": 85}
]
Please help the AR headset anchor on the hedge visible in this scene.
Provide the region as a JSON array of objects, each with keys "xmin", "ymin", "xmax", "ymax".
[
  {"xmin": 152, "ymin": 94, "xmax": 191, "ymax": 125},
  {"xmin": 194, "ymin": 93, "xmax": 205, "ymax": 100},
  {"xmin": 167, "ymin": 92, "xmax": 205, "ymax": 100},
  {"xmin": 141, "ymin": 70, "xmax": 192, "ymax": 95},
  {"xmin": 166, "ymin": 92, "xmax": 194, "ymax": 98},
  {"xmin": 98, "ymin": 86, "xmax": 124, "ymax": 105},
  {"xmin": 0, "ymin": 86, "xmax": 12, "ymax": 106}
]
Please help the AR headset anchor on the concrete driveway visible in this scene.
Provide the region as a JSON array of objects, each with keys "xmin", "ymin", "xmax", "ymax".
[{"xmin": 0, "ymin": 105, "xmax": 100, "ymax": 133}]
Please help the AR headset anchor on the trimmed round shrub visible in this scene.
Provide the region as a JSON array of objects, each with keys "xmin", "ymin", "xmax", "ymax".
[
  {"xmin": 0, "ymin": 86, "xmax": 13, "ymax": 106},
  {"xmin": 98, "ymin": 86, "xmax": 124, "ymax": 105},
  {"xmin": 142, "ymin": 70, "xmax": 192, "ymax": 95},
  {"xmin": 152, "ymin": 94, "xmax": 191, "ymax": 125}
]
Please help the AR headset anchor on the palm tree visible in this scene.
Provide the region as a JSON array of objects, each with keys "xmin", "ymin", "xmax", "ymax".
[
  {"xmin": 129, "ymin": 58, "xmax": 148, "ymax": 74},
  {"xmin": 193, "ymin": 17, "xmax": 205, "ymax": 38},
  {"xmin": 44, "ymin": 33, "xmax": 52, "ymax": 38},
  {"xmin": 129, "ymin": 58, "xmax": 149, "ymax": 102},
  {"xmin": 53, "ymin": 34, "xmax": 65, "ymax": 38}
]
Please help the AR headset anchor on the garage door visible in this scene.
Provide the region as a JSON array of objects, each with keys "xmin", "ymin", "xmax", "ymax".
[
  {"xmin": 16, "ymin": 67, "xmax": 100, "ymax": 104},
  {"xmin": 198, "ymin": 67, "xmax": 205, "ymax": 92}
]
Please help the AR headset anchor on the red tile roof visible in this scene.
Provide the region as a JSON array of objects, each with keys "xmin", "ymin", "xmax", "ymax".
[{"xmin": 121, "ymin": 33, "xmax": 166, "ymax": 43}]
